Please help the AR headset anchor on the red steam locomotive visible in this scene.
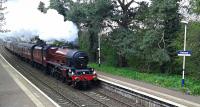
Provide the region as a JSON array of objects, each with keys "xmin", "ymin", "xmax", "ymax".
[{"xmin": 4, "ymin": 41, "xmax": 98, "ymax": 88}]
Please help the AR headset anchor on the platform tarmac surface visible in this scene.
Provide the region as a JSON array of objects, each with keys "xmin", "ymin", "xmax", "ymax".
[
  {"xmin": 0, "ymin": 54, "xmax": 59, "ymax": 107},
  {"xmin": 97, "ymin": 71, "xmax": 200, "ymax": 107}
]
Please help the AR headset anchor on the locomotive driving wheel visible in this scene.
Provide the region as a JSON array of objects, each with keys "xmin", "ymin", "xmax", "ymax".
[
  {"xmin": 61, "ymin": 76, "xmax": 66, "ymax": 83},
  {"xmin": 72, "ymin": 81, "xmax": 77, "ymax": 88},
  {"xmin": 67, "ymin": 77, "xmax": 72, "ymax": 85},
  {"xmin": 50, "ymin": 67, "xmax": 56, "ymax": 77}
]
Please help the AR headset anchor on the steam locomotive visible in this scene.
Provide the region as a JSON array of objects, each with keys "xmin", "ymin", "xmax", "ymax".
[{"xmin": 4, "ymin": 41, "xmax": 98, "ymax": 88}]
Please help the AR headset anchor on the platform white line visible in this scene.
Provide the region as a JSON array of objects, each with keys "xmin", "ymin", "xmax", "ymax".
[
  {"xmin": 0, "ymin": 54, "xmax": 60, "ymax": 107},
  {"xmin": 98, "ymin": 74, "xmax": 199, "ymax": 107}
]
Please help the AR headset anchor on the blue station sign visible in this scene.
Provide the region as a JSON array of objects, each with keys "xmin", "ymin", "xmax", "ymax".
[{"xmin": 177, "ymin": 50, "xmax": 192, "ymax": 56}]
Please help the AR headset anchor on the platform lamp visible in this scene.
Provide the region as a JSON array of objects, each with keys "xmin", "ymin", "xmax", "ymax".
[
  {"xmin": 98, "ymin": 33, "xmax": 101, "ymax": 67},
  {"xmin": 181, "ymin": 20, "xmax": 188, "ymax": 87}
]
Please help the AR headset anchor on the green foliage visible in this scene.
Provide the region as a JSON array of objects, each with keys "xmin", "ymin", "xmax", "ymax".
[
  {"xmin": 78, "ymin": 31, "xmax": 90, "ymax": 52},
  {"xmin": 190, "ymin": 0, "xmax": 200, "ymax": 15},
  {"xmin": 109, "ymin": 28, "xmax": 136, "ymax": 57},
  {"xmin": 51, "ymin": 40, "xmax": 77, "ymax": 49},
  {"xmin": 52, "ymin": 40, "xmax": 65, "ymax": 46},
  {"xmin": 192, "ymin": 86, "xmax": 200, "ymax": 95},
  {"xmin": 186, "ymin": 22, "xmax": 200, "ymax": 79},
  {"xmin": 65, "ymin": 2, "xmax": 87, "ymax": 25},
  {"xmin": 38, "ymin": 1, "xmax": 47, "ymax": 13},
  {"xmin": 108, "ymin": 0, "xmax": 181, "ymax": 71},
  {"xmin": 65, "ymin": 0, "xmax": 113, "ymax": 61},
  {"xmin": 101, "ymin": 36, "xmax": 117, "ymax": 66},
  {"xmin": 49, "ymin": 0, "xmax": 67, "ymax": 17},
  {"xmin": 138, "ymin": 0, "xmax": 181, "ymax": 72},
  {"xmin": 108, "ymin": 0, "xmax": 149, "ymax": 67}
]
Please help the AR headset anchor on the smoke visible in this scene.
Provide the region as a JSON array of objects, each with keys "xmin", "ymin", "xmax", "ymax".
[{"xmin": 1, "ymin": 0, "xmax": 78, "ymax": 42}]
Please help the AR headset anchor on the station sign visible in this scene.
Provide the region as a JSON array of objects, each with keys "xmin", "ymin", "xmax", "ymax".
[{"xmin": 177, "ymin": 50, "xmax": 191, "ymax": 56}]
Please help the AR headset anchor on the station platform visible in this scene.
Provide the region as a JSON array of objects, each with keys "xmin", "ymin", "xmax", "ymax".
[
  {"xmin": 97, "ymin": 71, "xmax": 200, "ymax": 107},
  {"xmin": 0, "ymin": 54, "xmax": 60, "ymax": 107}
]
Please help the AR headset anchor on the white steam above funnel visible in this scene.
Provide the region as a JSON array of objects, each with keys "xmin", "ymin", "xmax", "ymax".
[{"xmin": 2, "ymin": 0, "xmax": 78, "ymax": 42}]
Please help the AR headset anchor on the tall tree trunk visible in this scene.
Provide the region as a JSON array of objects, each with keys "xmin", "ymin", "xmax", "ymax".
[
  {"xmin": 89, "ymin": 32, "xmax": 97, "ymax": 61},
  {"xmin": 118, "ymin": 54, "xmax": 128, "ymax": 67}
]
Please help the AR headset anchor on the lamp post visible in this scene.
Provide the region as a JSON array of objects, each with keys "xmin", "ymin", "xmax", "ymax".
[
  {"xmin": 181, "ymin": 20, "xmax": 188, "ymax": 87},
  {"xmin": 98, "ymin": 34, "xmax": 101, "ymax": 67}
]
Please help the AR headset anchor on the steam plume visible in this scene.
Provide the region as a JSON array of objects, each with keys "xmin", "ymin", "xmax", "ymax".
[{"xmin": 1, "ymin": 0, "xmax": 78, "ymax": 42}]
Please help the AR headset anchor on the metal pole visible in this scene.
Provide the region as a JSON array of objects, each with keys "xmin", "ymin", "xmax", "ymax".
[
  {"xmin": 98, "ymin": 34, "xmax": 101, "ymax": 67},
  {"xmin": 0, "ymin": 0, "xmax": 2, "ymax": 31},
  {"xmin": 182, "ymin": 23, "xmax": 187, "ymax": 87}
]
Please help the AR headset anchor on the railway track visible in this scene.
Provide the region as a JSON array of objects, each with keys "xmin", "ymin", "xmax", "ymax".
[{"xmin": 0, "ymin": 46, "xmax": 140, "ymax": 107}]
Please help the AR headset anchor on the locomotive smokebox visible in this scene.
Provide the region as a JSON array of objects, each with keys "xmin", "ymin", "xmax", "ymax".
[{"xmin": 66, "ymin": 49, "xmax": 89, "ymax": 68}]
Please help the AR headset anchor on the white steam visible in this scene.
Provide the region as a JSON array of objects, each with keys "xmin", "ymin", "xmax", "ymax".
[{"xmin": 1, "ymin": 0, "xmax": 78, "ymax": 42}]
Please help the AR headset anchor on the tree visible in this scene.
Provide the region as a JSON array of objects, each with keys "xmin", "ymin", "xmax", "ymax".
[
  {"xmin": 186, "ymin": 22, "xmax": 200, "ymax": 79},
  {"xmin": 65, "ymin": 0, "xmax": 114, "ymax": 61},
  {"xmin": 190, "ymin": 0, "xmax": 200, "ymax": 14},
  {"xmin": 108, "ymin": 0, "xmax": 149, "ymax": 67},
  {"xmin": 49, "ymin": 0, "xmax": 67, "ymax": 17},
  {"xmin": 31, "ymin": 36, "xmax": 46, "ymax": 45},
  {"xmin": 109, "ymin": 28, "xmax": 137, "ymax": 66},
  {"xmin": 38, "ymin": 1, "xmax": 47, "ymax": 13},
  {"xmin": 139, "ymin": 0, "xmax": 181, "ymax": 72}
]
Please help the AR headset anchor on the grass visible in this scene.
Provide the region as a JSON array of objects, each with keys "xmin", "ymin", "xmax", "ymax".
[{"xmin": 89, "ymin": 63, "xmax": 200, "ymax": 95}]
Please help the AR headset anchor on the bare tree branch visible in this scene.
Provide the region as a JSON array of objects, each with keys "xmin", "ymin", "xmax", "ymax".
[
  {"xmin": 126, "ymin": 0, "xmax": 135, "ymax": 8},
  {"xmin": 117, "ymin": 0, "xmax": 124, "ymax": 9},
  {"xmin": 158, "ymin": 31, "xmax": 166, "ymax": 49}
]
